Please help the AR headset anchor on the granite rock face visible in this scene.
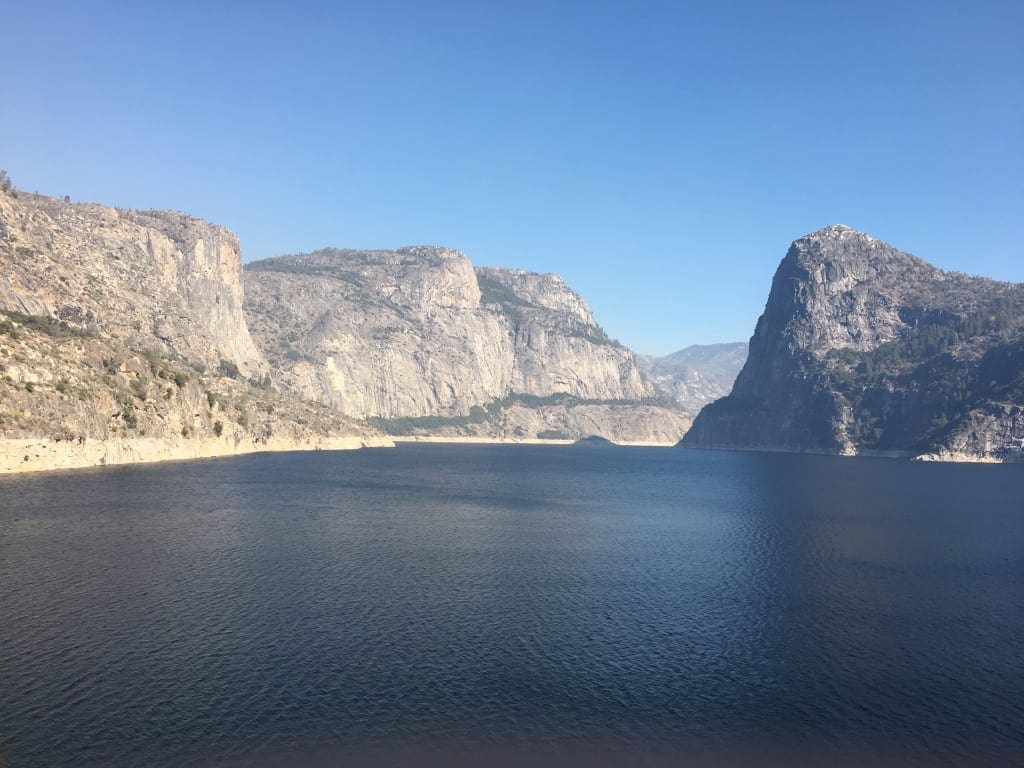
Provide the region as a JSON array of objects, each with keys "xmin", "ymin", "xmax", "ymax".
[
  {"xmin": 0, "ymin": 190, "xmax": 266, "ymax": 376},
  {"xmin": 681, "ymin": 225, "xmax": 1024, "ymax": 461},
  {"xmin": 244, "ymin": 247, "xmax": 688, "ymax": 441},
  {"xmin": 475, "ymin": 266, "xmax": 654, "ymax": 402},
  {"xmin": 0, "ymin": 187, "xmax": 376, "ymax": 471},
  {"xmin": 637, "ymin": 342, "xmax": 747, "ymax": 412}
]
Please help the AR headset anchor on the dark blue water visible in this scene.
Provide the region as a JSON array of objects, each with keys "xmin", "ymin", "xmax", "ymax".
[{"xmin": 1, "ymin": 445, "xmax": 1023, "ymax": 767}]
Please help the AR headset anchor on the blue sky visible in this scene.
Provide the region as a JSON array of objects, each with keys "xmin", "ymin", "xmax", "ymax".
[{"xmin": 3, "ymin": 1, "xmax": 1021, "ymax": 354}]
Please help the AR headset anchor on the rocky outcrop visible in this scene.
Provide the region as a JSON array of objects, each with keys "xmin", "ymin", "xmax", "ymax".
[
  {"xmin": 0, "ymin": 190, "xmax": 266, "ymax": 376},
  {"xmin": 637, "ymin": 342, "xmax": 747, "ymax": 412},
  {"xmin": 681, "ymin": 225, "xmax": 1024, "ymax": 461},
  {"xmin": 476, "ymin": 267, "xmax": 653, "ymax": 401},
  {"xmin": 243, "ymin": 247, "xmax": 688, "ymax": 442},
  {"xmin": 244, "ymin": 247, "xmax": 514, "ymax": 417},
  {"xmin": 0, "ymin": 186, "xmax": 379, "ymax": 473}
]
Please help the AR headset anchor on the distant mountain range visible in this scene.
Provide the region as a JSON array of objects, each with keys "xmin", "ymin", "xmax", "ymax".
[
  {"xmin": 682, "ymin": 225, "xmax": 1024, "ymax": 462},
  {"xmin": 636, "ymin": 343, "xmax": 747, "ymax": 414}
]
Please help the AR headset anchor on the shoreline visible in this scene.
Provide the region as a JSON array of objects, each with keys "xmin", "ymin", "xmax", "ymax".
[
  {"xmin": 3, "ymin": 434, "xmax": 1015, "ymax": 476},
  {"xmin": 0, "ymin": 434, "xmax": 395, "ymax": 475},
  {"xmin": 678, "ymin": 443, "xmax": 1017, "ymax": 465},
  {"xmin": 0, "ymin": 434, "xmax": 681, "ymax": 475},
  {"xmin": 391, "ymin": 436, "xmax": 679, "ymax": 447}
]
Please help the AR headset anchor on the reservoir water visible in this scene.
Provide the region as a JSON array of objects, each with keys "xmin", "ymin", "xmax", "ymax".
[{"xmin": 1, "ymin": 445, "xmax": 1023, "ymax": 766}]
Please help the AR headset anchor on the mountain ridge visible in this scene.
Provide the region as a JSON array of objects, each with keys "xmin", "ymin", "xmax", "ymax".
[
  {"xmin": 243, "ymin": 245, "xmax": 694, "ymax": 442},
  {"xmin": 0, "ymin": 186, "xmax": 386, "ymax": 472},
  {"xmin": 681, "ymin": 225, "xmax": 1024, "ymax": 461}
]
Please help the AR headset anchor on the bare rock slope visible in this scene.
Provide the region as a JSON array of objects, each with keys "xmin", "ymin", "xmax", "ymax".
[
  {"xmin": 0, "ymin": 187, "xmax": 381, "ymax": 472},
  {"xmin": 681, "ymin": 225, "xmax": 1024, "ymax": 461},
  {"xmin": 0, "ymin": 190, "xmax": 266, "ymax": 377},
  {"xmin": 244, "ymin": 247, "xmax": 692, "ymax": 442}
]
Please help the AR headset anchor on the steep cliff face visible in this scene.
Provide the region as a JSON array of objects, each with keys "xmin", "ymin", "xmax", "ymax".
[
  {"xmin": 475, "ymin": 266, "xmax": 654, "ymax": 402},
  {"xmin": 244, "ymin": 247, "xmax": 687, "ymax": 441},
  {"xmin": 0, "ymin": 187, "xmax": 378, "ymax": 472},
  {"xmin": 244, "ymin": 247, "xmax": 514, "ymax": 417},
  {"xmin": 637, "ymin": 342, "xmax": 747, "ymax": 411},
  {"xmin": 0, "ymin": 190, "xmax": 266, "ymax": 376},
  {"xmin": 681, "ymin": 225, "xmax": 1024, "ymax": 461}
]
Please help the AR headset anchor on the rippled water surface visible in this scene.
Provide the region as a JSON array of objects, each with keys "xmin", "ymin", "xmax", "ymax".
[{"xmin": 1, "ymin": 445, "xmax": 1023, "ymax": 766}]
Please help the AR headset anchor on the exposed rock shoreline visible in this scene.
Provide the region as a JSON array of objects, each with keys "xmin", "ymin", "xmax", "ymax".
[
  {"xmin": 6, "ymin": 433, "xmax": 1010, "ymax": 476},
  {"xmin": 679, "ymin": 443, "xmax": 1019, "ymax": 464},
  {"xmin": 0, "ymin": 434, "xmax": 395, "ymax": 475}
]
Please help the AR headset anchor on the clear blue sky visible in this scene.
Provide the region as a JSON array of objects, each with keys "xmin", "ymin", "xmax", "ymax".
[{"xmin": 3, "ymin": 1, "xmax": 1021, "ymax": 355}]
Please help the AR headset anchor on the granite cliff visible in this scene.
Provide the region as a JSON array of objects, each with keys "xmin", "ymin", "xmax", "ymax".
[
  {"xmin": 243, "ymin": 247, "xmax": 692, "ymax": 442},
  {"xmin": 0, "ymin": 185, "xmax": 383, "ymax": 472},
  {"xmin": 0, "ymin": 190, "xmax": 266, "ymax": 377},
  {"xmin": 681, "ymin": 225, "xmax": 1024, "ymax": 461}
]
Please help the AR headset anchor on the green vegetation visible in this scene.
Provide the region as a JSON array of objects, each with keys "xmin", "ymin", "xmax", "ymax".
[
  {"xmin": 248, "ymin": 373, "xmax": 273, "ymax": 390},
  {"xmin": 368, "ymin": 401, "xmax": 493, "ymax": 435},
  {"xmin": 213, "ymin": 420, "xmax": 224, "ymax": 437},
  {"xmin": 477, "ymin": 273, "xmax": 535, "ymax": 312},
  {"xmin": 367, "ymin": 414, "xmax": 477, "ymax": 435},
  {"xmin": 485, "ymin": 391, "xmax": 679, "ymax": 412},
  {"xmin": 565, "ymin": 320, "xmax": 618, "ymax": 346},
  {"xmin": 819, "ymin": 298, "xmax": 1024, "ymax": 451},
  {"xmin": 829, "ymin": 324, "xmax": 966, "ymax": 387},
  {"xmin": 829, "ymin": 298, "xmax": 1024, "ymax": 386},
  {"xmin": 132, "ymin": 377, "xmax": 148, "ymax": 401},
  {"xmin": 247, "ymin": 253, "xmax": 364, "ymax": 285},
  {"xmin": 0, "ymin": 310, "xmax": 92, "ymax": 340},
  {"xmin": 0, "ymin": 410, "xmax": 25, "ymax": 426},
  {"xmin": 537, "ymin": 429, "xmax": 569, "ymax": 439},
  {"xmin": 217, "ymin": 360, "xmax": 241, "ymax": 379},
  {"xmin": 368, "ymin": 391, "xmax": 682, "ymax": 435},
  {"xmin": 477, "ymin": 273, "xmax": 620, "ymax": 347}
]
